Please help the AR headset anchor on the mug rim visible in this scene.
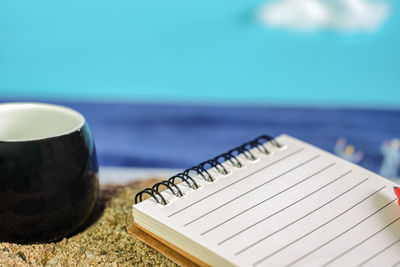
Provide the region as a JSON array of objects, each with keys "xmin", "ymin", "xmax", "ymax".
[{"xmin": 0, "ymin": 102, "xmax": 86, "ymax": 142}]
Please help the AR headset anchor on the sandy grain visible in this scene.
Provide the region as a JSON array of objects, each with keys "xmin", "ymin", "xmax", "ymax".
[{"xmin": 0, "ymin": 179, "xmax": 178, "ymax": 267}]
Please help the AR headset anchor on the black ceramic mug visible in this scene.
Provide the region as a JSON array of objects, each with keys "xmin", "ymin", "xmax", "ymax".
[{"xmin": 0, "ymin": 103, "xmax": 99, "ymax": 242}]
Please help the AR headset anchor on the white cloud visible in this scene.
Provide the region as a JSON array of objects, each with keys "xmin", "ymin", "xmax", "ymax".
[{"xmin": 257, "ymin": 0, "xmax": 390, "ymax": 32}]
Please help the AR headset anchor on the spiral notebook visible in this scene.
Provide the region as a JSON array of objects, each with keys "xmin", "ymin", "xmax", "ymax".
[{"xmin": 130, "ymin": 134, "xmax": 400, "ymax": 266}]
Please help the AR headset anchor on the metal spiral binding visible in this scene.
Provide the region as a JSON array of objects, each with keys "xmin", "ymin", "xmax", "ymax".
[{"xmin": 134, "ymin": 135, "xmax": 282, "ymax": 205}]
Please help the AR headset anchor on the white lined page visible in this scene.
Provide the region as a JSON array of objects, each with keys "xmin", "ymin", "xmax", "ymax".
[{"xmin": 133, "ymin": 135, "xmax": 400, "ymax": 266}]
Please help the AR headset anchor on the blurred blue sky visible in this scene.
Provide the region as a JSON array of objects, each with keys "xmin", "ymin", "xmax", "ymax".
[{"xmin": 0, "ymin": 0, "xmax": 399, "ymax": 107}]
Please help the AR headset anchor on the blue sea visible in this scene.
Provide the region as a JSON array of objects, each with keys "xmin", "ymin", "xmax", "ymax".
[{"xmin": 1, "ymin": 0, "xmax": 399, "ymax": 107}]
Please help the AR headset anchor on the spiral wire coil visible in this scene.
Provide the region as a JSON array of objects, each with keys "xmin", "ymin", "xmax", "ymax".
[{"xmin": 134, "ymin": 135, "xmax": 282, "ymax": 205}]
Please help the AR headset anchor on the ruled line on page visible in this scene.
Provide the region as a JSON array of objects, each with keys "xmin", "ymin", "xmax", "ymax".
[
  {"xmin": 323, "ymin": 206, "xmax": 399, "ymax": 266},
  {"xmin": 252, "ymin": 186, "xmax": 386, "ymax": 266},
  {"xmin": 200, "ymin": 163, "xmax": 341, "ymax": 236},
  {"xmin": 167, "ymin": 148, "xmax": 305, "ymax": 218},
  {"xmin": 213, "ymin": 170, "xmax": 351, "ymax": 242},
  {"xmin": 183, "ymin": 155, "xmax": 321, "ymax": 227},
  {"xmin": 220, "ymin": 177, "xmax": 368, "ymax": 247},
  {"xmin": 287, "ymin": 198, "xmax": 397, "ymax": 266},
  {"xmin": 357, "ymin": 237, "xmax": 400, "ymax": 267},
  {"xmin": 390, "ymin": 259, "xmax": 400, "ymax": 267}
]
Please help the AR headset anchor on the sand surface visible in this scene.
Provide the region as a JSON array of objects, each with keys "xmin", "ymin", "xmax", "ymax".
[{"xmin": 0, "ymin": 179, "xmax": 177, "ymax": 266}]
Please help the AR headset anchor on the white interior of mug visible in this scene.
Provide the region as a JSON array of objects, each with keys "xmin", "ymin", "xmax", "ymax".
[{"xmin": 0, "ymin": 103, "xmax": 85, "ymax": 142}]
